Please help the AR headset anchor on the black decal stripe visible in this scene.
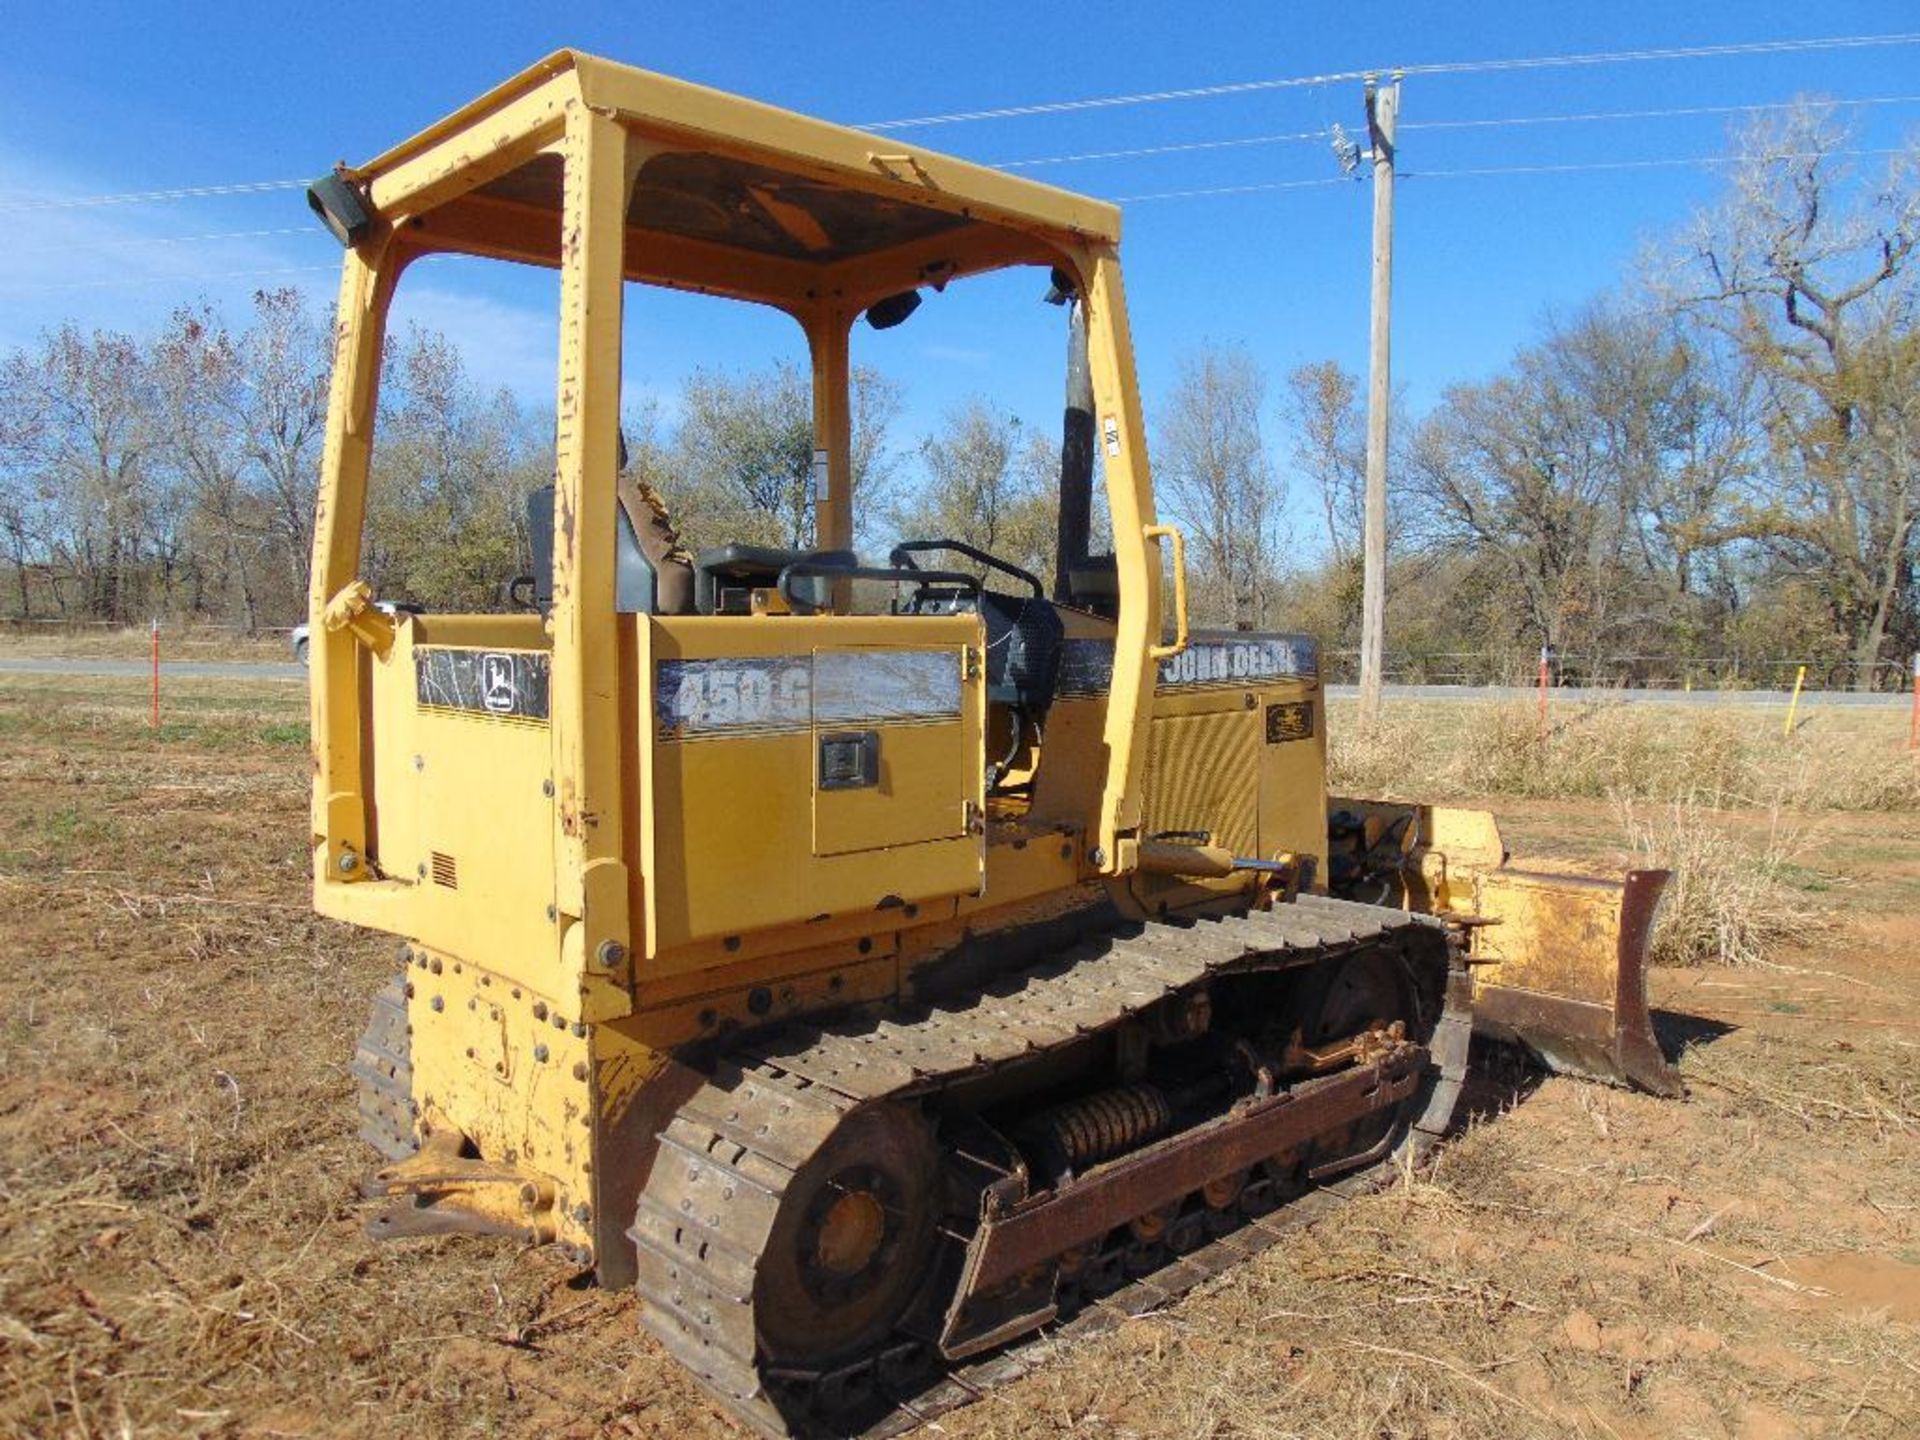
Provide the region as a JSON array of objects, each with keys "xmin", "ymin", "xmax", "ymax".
[{"xmin": 415, "ymin": 648, "xmax": 551, "ymax": 721}]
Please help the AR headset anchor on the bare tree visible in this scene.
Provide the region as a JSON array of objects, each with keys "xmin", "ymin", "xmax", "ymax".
[
  {"xmin": 1666, "ymin": 102, "xmax": 1919, "ymax": 686},
  {"xmin": 153, "ymin": 306, "xmax": 264, "ymax": 628},
  {"xmin": 1281, "ymin": 360, "xmax": 1368, "ymax": 566},
  {"xmin": 893, "ymin": 399, "xmax": 1056, "ymax": 581},
  {"xmin": 1156, "ymin": 345, "xmax": 1282, "ymax": 629},
  {"xmin": 667, "ymin": 359, "xmax": 899, "ymax": 553},
  {"xmin": 366, "ymin": 328, "xmax": 536, "ymax": 608},
  {"xmin": 235, "ymin": 289, "xmax": 332, "ymax": 608},
  {"xmin": 0, "ymin": 325, "xmax": 161, "ymax": 621},
  {"xmin": 1410, "ymin": 298, "xmax": 1756, "ymax": 664},
  {"xmin": 1412, "ymin": 324, "xmax": 1624, "ymax": 657}
]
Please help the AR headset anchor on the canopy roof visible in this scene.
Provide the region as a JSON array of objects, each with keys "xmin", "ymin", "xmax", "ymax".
[{"xmin": 346, "ymin": 50, "xmax": 1122, "ymax": 312}]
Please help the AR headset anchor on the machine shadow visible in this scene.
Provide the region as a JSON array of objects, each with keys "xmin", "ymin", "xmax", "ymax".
[
  {"xmin": 1652, "ymin": 1006, "xmax": 1736, "ymax": 1062},
  {"xmin": 1453, "ymin": 1006, "xmax": 1733, "ymax": 1130}
]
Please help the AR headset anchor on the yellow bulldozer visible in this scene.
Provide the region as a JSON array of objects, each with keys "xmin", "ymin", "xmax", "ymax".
[{"xmin": 305, "ymin": 51, "xmax": 1678, "ymax": 1437}]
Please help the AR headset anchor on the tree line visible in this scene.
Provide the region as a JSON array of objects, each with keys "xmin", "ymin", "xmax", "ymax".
[{"xmin": 1, "ymin": 103, "xmax": 1913, "ymax": 687}]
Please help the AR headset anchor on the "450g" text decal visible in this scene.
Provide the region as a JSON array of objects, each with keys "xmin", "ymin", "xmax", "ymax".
[{"xmin": 657, "ymin": 657, "xmax": 813, "ymax": 737}]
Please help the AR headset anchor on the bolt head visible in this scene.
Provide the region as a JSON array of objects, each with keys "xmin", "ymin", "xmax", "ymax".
[
  {"xmin": 596, "ymin": 939, "xmax": 626, "ymax": 969},
  {"xmin": 337, "ymin": 851, "xmax": 359, "ymax": 874},
  {"xmin": 1089, "ymin": 846, "xmax": 1107, "ymax": 869},
  {"xmin": 533, "ymin": 1043, "xmax": 550, "ymax": 1063}
]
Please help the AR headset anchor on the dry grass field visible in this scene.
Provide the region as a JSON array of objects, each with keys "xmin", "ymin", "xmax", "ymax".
[
  {"xmin": 0, "ymin": 628, "xmax": 292, "ymax": 664},
  {"xmin": 2, "ymin": 675, "xmax": 1916, "ymax": 1439}
]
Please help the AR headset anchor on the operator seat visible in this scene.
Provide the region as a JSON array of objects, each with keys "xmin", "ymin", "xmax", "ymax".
[
  {"xmin": 618, "ymin": 474, "xmax": 696, "ymax": 615},
  {"xmin": 521, "ymin": 473, "xmax": 697, "ymax": 616}
]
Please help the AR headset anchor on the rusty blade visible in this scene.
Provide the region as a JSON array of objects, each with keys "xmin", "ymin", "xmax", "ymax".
[{"xmin": 1469, "ymin": 868, "xmax": 1682, "ymax": 1097}]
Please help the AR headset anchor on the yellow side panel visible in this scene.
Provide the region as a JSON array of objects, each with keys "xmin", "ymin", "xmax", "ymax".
[
  {"xmin": 812, "ymin": 645, "xmax": 971, "ymax": 856},
  {"xmin": 408, "ymin": 706, "xmax": 557, "ymax": 979},
  {"xmin": 1256, "ymin": 684, "xmax": 1329, "ymax": 872},
  {"xmin": 644, "ymin": 616, "xmax": 985, "ymax": 971},
  {"xmin": 650, "ymin": 731, "xmax": 981, "ymax": 962},
  {"xmin": 366, "ymin": 628, "xmax": 422, "ymax": 883},
  {"xmin": 814, "ymin": 720, "xmax": 970, "ymax": 855},
  {"xmin": 360, "ymin": 625, "xmax": 559, "ymax": 985},
  {"xmin": 1139, "ymin": 706, "xmax": 1259, "ymax": 857}
]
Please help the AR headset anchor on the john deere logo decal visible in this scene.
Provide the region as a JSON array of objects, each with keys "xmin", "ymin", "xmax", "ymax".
[
  {"xmin": 416, "ymin": 648, "xmax": 551, "ymax": 722},
  {"xmin": 482, "ymin": 654, "xmax": 517, "ymax": 713}
]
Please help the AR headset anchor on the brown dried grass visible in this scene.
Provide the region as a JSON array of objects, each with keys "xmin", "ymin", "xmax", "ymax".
[
  {"xmin": 1619, "ymin": 797, "xmax": 1828, "ymax": 967},
  {"xmin": 1329, "ymin": 697, "xmax": 1920, "ymax": 813},
  {"xmin": 4, "ymin": 676, "xmax": 1917, "ymax": 1440},
  {"xmin": 0, "ymin": 625, "xmax": 291, "ymax": 663}
]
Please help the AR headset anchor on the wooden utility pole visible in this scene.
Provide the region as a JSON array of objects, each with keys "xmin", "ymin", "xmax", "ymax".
[{"xmin": 1358, "ymin": 73, "xmax": 1399, "ymax": 725}]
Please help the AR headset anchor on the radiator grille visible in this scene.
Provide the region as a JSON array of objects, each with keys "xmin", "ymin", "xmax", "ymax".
[
  {"xmin": 1139, "ymin": 711, "xmax": 1258, "ymax": 859},
  {"xmin": 430, "ymin": 851, "xmax": 458, "ymax": 889}
]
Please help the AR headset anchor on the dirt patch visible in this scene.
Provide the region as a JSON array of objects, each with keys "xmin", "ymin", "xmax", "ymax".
[{"xmin": 1778, "ymin": 1253, "xmax": 1920, "ymax": 1325}]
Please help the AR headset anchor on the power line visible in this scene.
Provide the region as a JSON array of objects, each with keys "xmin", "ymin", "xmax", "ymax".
[
  {"xmin": 96, "ymin": 225, "xmax": 317, "ymax": 248},
  {"xmin": 6, "ymin": 149, "xmax": 1904, "ymax": 279},
  {"xmin": 0, "ymin": 263, "xmax": 339, "ymax": 295},
  {"xmin": 1115, "ymin": 176, "xmax": 1349, "ymax": 204},
  {"xmin": 996, "ymin": 94, "xmax": 1920, "ymax": 171},
  {"xmin": 0, "ymin": 179, "xmax": 306, "ymax": 215},
  {"xmin": 1405, "ymin": 92, "xmax": 1920, "ymax": 137},
  {"xmin": 1402, "ymin": 147, "xmax": 1904, "ymax": 182},
  {"xmin": 12, "ymin": 226, "xmax": 319, "ymax": 259},
  {"xmin": 1115, "ymin": 147, "xmax": 1907, "ymax": 204},
  {"xmin": 863, "ymin": 31, "xmax": 1920, "ymax": 131},
  {"xmin": 7, "ymin": 39, "xmax": 1914, "ymax": 217},
  {"xmin": 999, "ymin": 129, "xmax": 1326, "ymax": 170},
  {"xmin": 13, "ymin": 91, "xmax": 1907, "ymax": 233}
]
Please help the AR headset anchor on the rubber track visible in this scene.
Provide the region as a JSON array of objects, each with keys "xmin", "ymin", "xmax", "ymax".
[
  {"xmin": 629, "ymin": 895, "xmax": 1470, "ymax": 1439},
  {"xmin": 350, "ymin": 972, "xmax": 417, "ymax": 1162}
]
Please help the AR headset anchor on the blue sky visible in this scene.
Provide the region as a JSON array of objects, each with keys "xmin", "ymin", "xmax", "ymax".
[{"xmin": 2, "ymin": 2, "xmax": 1916, "ymax": 458}]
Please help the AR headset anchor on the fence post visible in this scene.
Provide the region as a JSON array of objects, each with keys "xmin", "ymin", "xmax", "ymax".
[
  {"xmin": 1909, "ymin": 653, "xmax": 1919, "ymax": 753},
  {"xmin": 1537, "ymin": 645, "xmax": 1552, "ymax": 733},
  {"xmin": 1783, "ymin": 663, "xmax": 1807, "ymax": 738},
  {"xmin": 150, "ymin": 618, "xmax": 160, "ymax": 731}
]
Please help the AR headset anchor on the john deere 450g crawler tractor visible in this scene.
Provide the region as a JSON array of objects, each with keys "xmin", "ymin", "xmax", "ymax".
[{"xmin": 306, "ymin": 51, "xmax": 1678, "ymax": 1437}]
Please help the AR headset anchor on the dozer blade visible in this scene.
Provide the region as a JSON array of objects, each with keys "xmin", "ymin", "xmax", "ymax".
[
  {"xmin": 1327, "ymin": 800, "xmax": 1682, "ymax": 1096},
  {"xmin": 1468, "ymin": 867, "xmax": 1682, "ymax": 1097}
]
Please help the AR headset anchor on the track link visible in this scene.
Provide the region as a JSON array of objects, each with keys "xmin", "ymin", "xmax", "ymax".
[{"xmin": 631, "ymin": 895, "xmax": 1470, "ymax": 1438}]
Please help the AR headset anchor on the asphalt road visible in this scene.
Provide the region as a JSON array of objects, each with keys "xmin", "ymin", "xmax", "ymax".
[
  {"xmin": 0, "ymin": 657, "xmax": 306, "ymax": 681},
  {"xmin": 0, "ymin": 656, "xmax": 1906, "ymax": 707}
]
